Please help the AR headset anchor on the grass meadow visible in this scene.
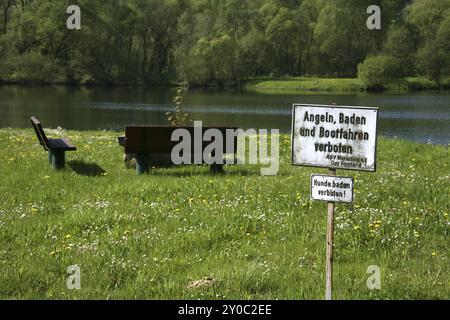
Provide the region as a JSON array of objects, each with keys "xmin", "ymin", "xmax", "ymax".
[
  {"xmin": 0, "ymin": 128, "xmax": 448, "ymax": 299},
  {"xmin": 245, "ymin": 77, "xmax": 450, "ymax": 94}
]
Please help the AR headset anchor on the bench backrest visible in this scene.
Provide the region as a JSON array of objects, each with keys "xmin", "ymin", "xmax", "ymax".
[
  {"xmin": 30, "ymin": 116, "xmax": 50, "ymax": 151},
  {"xmin": 125, "ymin": 126, "xmax": 238, "ymax": 158}
]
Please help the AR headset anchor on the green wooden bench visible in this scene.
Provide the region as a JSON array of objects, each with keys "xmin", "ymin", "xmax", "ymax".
[
  {"xmin": 120, "ymin": 126, "xmax": 237, "ymax": 175},
  {"xmin": 30, "ymin": 116, "xmax": 77, "ymax": 169}
]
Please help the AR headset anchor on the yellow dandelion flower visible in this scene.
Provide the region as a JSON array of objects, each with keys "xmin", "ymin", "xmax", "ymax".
[{"xmin": 431, "ymin": 252, "xmax": 438, "ymax": 257}]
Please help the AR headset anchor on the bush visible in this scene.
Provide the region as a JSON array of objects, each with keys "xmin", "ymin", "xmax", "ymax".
[
  {"xmin": 358, "ymin": 55, "xmax": 402, "ymax": 89},
  {"xmin": 10, "ymin": 52, "xmax": 65, "ymax": 84}
]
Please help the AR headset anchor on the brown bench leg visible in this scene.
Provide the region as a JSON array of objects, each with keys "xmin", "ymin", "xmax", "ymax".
[
  {"xmin": 49, "ymin": 150, "xmax": 65, "ymax": 170},
  {"xmin": 136, "ymin": 153, "xmax": 149, "ymax": 175},
  {"xmin": 210, "ymin": 164, "xmax": 224, "ymax": 174}
]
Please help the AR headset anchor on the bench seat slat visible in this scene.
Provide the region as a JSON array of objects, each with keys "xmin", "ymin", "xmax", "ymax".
[
  {"xmin": 124, "ymin": 126, "xmax": 238, "ymax": 155},
  {"xmin": 47, "ymin": 138, "xmax": 77, "ymax": 151}
]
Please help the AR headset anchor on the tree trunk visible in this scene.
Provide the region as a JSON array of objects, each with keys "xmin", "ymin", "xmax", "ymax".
[
  {"xmin": 142, "ymin": 36, "xmax": 148, "ymax": 82},
  {"xmin": 3, "ymin": 9, "xmax": 7, "ymax": 33}
]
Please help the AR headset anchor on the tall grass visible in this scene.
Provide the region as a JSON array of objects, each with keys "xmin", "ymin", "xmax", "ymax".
[{"xmin": 0, "ymin": 129, "xmax": 448, "ymax": 299}]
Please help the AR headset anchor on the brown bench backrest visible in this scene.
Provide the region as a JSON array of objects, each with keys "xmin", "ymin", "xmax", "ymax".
[
  {"xmin": 125, "ymin": 126, "xmax": 238, "ymax": 157},
  {"xmin": 30, "ymin": 116, "xmax": 50, "ymax": 151}
]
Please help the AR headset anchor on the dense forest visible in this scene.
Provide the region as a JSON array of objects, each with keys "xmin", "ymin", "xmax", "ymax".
[{"xmin": 0, "ymin": 0, "xmax": 449, "ymax": 87}]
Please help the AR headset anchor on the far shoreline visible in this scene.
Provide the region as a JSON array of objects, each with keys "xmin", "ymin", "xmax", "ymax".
[{"xmin": 1, "ymin": 76, "xmax": 450, "ymax": 94}]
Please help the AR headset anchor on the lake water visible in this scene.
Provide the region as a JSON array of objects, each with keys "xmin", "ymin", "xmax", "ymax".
[{"xmin": 0, "ymin": 86, "xmax": 449, "ymax": 144}]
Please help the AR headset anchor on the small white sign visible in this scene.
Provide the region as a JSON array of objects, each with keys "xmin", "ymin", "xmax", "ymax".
[
  {"xmin": 311, "ymin": 174, "xmax": 354, "ymax": 203},
  {"xmin": 292, "ymin": 104, "xmax": 378, "ymax": 172}
]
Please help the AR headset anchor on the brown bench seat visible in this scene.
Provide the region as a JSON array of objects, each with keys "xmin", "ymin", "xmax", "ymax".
[
  {"xmin": 119, "ymin": 125, "xmax": 238, "ymax": 175},
  {"xmin": 30, "ymin": 116, "xmax": 77, "ymax": 169},
  {"xmin": 47, "ymin": 138, "xmax": 77, "ymax": 151}
]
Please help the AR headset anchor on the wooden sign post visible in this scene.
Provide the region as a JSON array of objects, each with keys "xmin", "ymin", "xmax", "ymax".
[
  {"xmin": 325, "ymin": 168, "xmax": 336, "ymax": 300},
  {"xmin": 292, "ymin": 103, "xmax": 378, "ymax": 300},
  {"xmin": 326, "ymin": 102, "xmax": 337, "ymax": 301},
  {"xmin": 311, "ymin": 171, "xmax": 355, "ymax": 299}
]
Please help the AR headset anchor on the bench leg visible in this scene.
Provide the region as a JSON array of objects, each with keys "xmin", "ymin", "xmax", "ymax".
[
  {"xmin": 210, "ymin": 163, "xmax": 225, "ymax": 174},
  {"xmin": 49, "ymin": 150, "xmax": 65, "ymax": 170},
  {"xmin": 136, "ymin": 153, "xmax": 149, "ymax": 175}
]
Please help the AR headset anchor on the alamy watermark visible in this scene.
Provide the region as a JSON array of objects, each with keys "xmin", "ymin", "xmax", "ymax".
[
  {"xmin": 66, "ymin": 5, "xmax": 81, "ymax": 30},
  {"xmin": 366, "ymin": 265, "xmax": 381, "ymax": 290},
  {"xmin": 66, "ymin": 265, "xmax": 81, "ymax": 290},
  {"xmin": 367, "ymin": 5, "xmax": 381, "ymax": 30},
  {"xmin": 171, "ymin": 121, "xmax": 280, "ymax": 176}
]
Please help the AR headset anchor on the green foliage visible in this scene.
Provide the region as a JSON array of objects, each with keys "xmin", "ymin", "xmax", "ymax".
[
  {"xmin": 177, "ymin": 34, "xmax": 236, "ymax": 86},
  {"xmin": 406, "ymin": 0, "xmax": 450, "ymax": 83},
  {"xmin": 0, "ymin": 0, "xmax": 448, "ymax": 86},
  {"xmin": 237, "ymin": 29, "xmax": 272, "ymax": 77},
  {"xmin": 358, "ymin": 55, "xmax": 401, "ymax": 89},
  {"xmin": 382, "ymin": 23, "xmax": 417, "ymax": 77},
  {"xmin": 8, "ymin": 51, "xmax": 65, "ymax": 84},
  {"xmin": 165, "ymin": 88, "xmax": 193, "ymax": 126}
]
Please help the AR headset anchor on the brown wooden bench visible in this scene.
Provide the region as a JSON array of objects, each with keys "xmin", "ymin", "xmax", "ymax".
[
  {"xmin": 120, "ymin": 126, "xmax": 238, "ymax": 174},
  {"xmin": 30, "ymin": 116, "xmax": 77, "ymax": 169}
]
